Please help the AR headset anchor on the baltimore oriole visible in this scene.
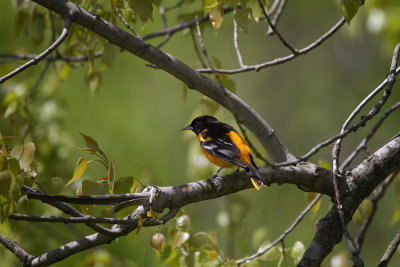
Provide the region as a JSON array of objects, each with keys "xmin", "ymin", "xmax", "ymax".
[{"xmin": 183, "ymin": 115, "xmax": 268, "ymax": 190}]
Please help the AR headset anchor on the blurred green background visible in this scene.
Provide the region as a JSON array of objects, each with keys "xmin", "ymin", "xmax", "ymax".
[{"xmin": 1, "ymin": 0, "xmax": 400, "ymax": 266}]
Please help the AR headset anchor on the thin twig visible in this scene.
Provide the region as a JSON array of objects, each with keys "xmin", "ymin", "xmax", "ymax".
[
  {"xmin": 330, "ymin": 42, "xmax": 400, "ymax": 267},
  {"xmin": 341, "ymin": 101, "xmax": 400, "ymax": 169},
  {"xmin": 196, "ymin": 17, "xmax": 346, "ymax": 74},
  {"xmin": 0, "ymin": 51, "xmax": 103, "ymax": 63},
  {"xmin": 156, "ymin": 4, "xmax": 172, "ymax": 49},
  {"xmin": 115, "ymin": 7, "xmax": 139, "ymax": 37},
  {"xmin": 0, "ymin": 17, "xmax": 71, "ymax": 84},
  {"xmin": 236, "ymin": 194, "xmax": 322, "ymax": 265},
  {"xmin": 258, "ymin": 0, "xmax": 297, "ymax": 54},
  {"xmin": 195, "ymin": 16, "xmax": 224, "ymax": 89},
  {"xmin": 22, "ymin": 185, "xmax": 118, "ymax": 237},
  {"xmin": 378, "ymin": 229, "xmax": 400, "ymax": 267},
  {"xmin": 274, "ymin": 65, "xmax": 400, "ymax": 167},
  {"xmin": 266, "ymin": 0, "xmax": 287, "ymax": 35},
  {"xmin": 233, "ymin": 11, "xmax": 247, "ymax": 68},
  {"xmin": 141, "ymin": 6, "xmax": 234, "ymax": 40},
  {"xmin": 355, "ymin": 171, "xmax": 398, "ymax": 252},
  {"xmin": 190, "ymin": 28, "xmax": 207, "ymax": 68}
]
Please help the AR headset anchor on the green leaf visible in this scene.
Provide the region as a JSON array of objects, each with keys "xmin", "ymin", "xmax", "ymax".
[
  {"xmin": 0, "ymin": 195, "xmax": 14, "ymax": 223},
  {"xmin": 234, "ymin": 8, "xmax": 251, "ymax": 33},
  {"xmin": 258, "ymin": 243, "xmax": 282, "ymax": 261},
  {"xmin": 176, "ymin": 214, "xmax": 191, "ymax": 231},
  {"xmin": 353, "ymin": 199, "xmax": 373, "ymax": 226},
  {"xmin": 113, "ymin": 176, "xmax": 134, "ymax": 194},
  {"xmin": 0, "ymin": 171, "xmax": 12, "ymax": 197},
  {"xmin": 79, "ymin": 133, "xmax": 99, "ymax": 154},
  {"xmin": 58, "ymin": 63, "xmax": 72, "ymax": 80},
  {"xmin": 304, "ymin": 192, "xmax": 321, "ymax": 215},
  {"xmin": 81, "ymin": 179, "xmax": 109, "ymax": 195},
  {"xmin": 88, "ymin": 49, "xmax": 94, "ymax": 75},
  {"xmin": 169, "ymin": 228, "xmax": 190, "ymax": 247},
  {"xmin": 290, "ymin": 241, "xmax": 305, "ymax": 264},
  {"xmin": 66, "ymin": 157, "xmax": 87, "ymax": 186},
  {"xmin": 202, "ymin": 249, "xmax": 219, "ymax": 260},
  {"xmin": 129, "ymin": 0, "xmax": 153, "ymax": 21},
  {"xmin": 341, "ymin": 0, "xmax": 362, "ymax": 24},
  {"xmin": 107, "ymin": 160, "xmax": 115, "ymax": 193},
  {"xmin": 10, "ymin": 142, "xmax": 37, "ymax": 176},
  {"xmin": 38, "ymin": 177, "xmax": 66, "ymax": 195},
  {"xmin": 160, "ymin": 243, "xmax": 177, "ymax": 265},
  {"xmin": 209, "ymin": 8, "xmax": 224, "ymax": 29},
  {"xmin": 102, "ymin": 42, "xmax": 120, "ymax": 67},
  {"xmin": 316, "ymin": 159, "xmax": 331, "ymax": 170},
  {"xmin": 246, "ymin": 0, "xmax": 267, "ymax": 21}
]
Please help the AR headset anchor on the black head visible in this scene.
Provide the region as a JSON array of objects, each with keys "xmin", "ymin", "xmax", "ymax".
[{"xmin": 182, "ymin": 115, "xmax": 220, "ymax": 135}]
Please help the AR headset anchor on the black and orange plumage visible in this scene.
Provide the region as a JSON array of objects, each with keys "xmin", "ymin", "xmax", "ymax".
[{"xmin": 183, "ymin": 115, "xmax": 268, "ymax": 190}]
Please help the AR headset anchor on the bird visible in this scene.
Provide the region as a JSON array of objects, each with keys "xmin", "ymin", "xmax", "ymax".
[{"xmin": 183, "ymin": 115, "xmax": 268, "ymax": 190}]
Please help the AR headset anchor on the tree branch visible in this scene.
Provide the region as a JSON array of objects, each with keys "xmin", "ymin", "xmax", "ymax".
[
  {"xmin": 299, "ymin": 135, "xmax": 400, "ymax": 266},
  {"xmin": 0, "ymin": 17, "xmax": 71, "ymax": 84},
  {"xmin": 0, "ymin": 234, "xmax": 35, "ymax": 266},
  {"xmin": 378, "ymin": 229, "xmax": 400, "ymax": 267},
  {"xmin": 196, "ymin": 18, "xmax": 346, "ymax": 74}
]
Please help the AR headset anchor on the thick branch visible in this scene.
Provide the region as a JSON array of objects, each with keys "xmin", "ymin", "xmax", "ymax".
[{"xmin": 299, "ymin": 135, "xmax": 400, "ymax": 266}]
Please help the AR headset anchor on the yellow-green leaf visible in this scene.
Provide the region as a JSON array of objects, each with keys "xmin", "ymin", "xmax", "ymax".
[
  {"xmin": 169, "ymin": 228, "xmax": 190, "ymax": 247},
  {"xmin": 234, "ymin": 8, "xmax": 251, "ymax": 33},
  {"xmin": 341, "ymin": 0, "xmax": 362, "ymax": 24},
  {"xmin": 58, "ymin": 63, "xmax": 72, "ymax": 80},
  {"xmin": 102, "ymin": 42, "xmax": 120, "ymax": 67},
  {"xmin": 246, "ymin": 0, "xmax": 267, "ymax": 21},
  {"xmin": 304, "ymin": 192, "xmax": 321, "ymax": 215},
  {"xmin": 353, "ymin": 199, "xmax": 373, "ymax": 226},
  {"xmin": 81, "ymin": 179, "xmax": 108, "ymax": 195},
  {"xmin": 129, "ymin": 0, "xmax": 153, "ymax": 21},
  {"xmin": 88, "ymin": 49, "xmax": 94, "ymax": 75},
  {"xmin": 0, "ymin": 171, "xmax": 12, "ymax": 197},
  {"xmin": 202, "ymin": 249, "xmax": 219, "ymax": 260},
  {"xmin": 10, "ymin": 142, "xmax": 36, "ymax": 176},
  {"xmin": 290, "ymin": 241, "xmax": 305, "ymax": 264},
  {"xmin": 107, "ymin": 160, "xmax": 115, "ymax": 193},
  {"xmin": 210, "ymin": 8, "xmax": 223, "ymax": 29},
  {"xmin": 66, "ymin": 157, "xmax": 87, "ymax": 186},
  {"xmin": 79, "ymin": 133, "xmax": 99, "ymax": 154},
  {"xmin": 114, "ymin": 176, "xmax": 134, "ymax": 194}
]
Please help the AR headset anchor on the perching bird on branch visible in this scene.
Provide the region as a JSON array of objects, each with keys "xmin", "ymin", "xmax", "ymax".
[{"xmin": 183, "ymin": 115, "xmax": 268, "ymax": 190}]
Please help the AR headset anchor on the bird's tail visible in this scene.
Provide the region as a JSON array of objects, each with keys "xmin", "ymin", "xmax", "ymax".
[{"xmin": 246, "ymin": 164, "xmax": 269, "ymax": 190}]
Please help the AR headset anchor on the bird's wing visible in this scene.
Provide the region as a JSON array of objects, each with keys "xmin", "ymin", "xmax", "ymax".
[{"xmin": 199, "ymin": 133, "xmax": 247, "ymax": 168}]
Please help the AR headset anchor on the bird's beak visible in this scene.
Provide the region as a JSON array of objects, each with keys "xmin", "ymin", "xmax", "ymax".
[{"xmin": 182, "ymin": 125, "xmax": 193, "ymax": 131}]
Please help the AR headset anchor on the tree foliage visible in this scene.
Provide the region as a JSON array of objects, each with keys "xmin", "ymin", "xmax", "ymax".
[{"xmin": 1, "ymin": 0, "xmax": 400, "ymax": 266}]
